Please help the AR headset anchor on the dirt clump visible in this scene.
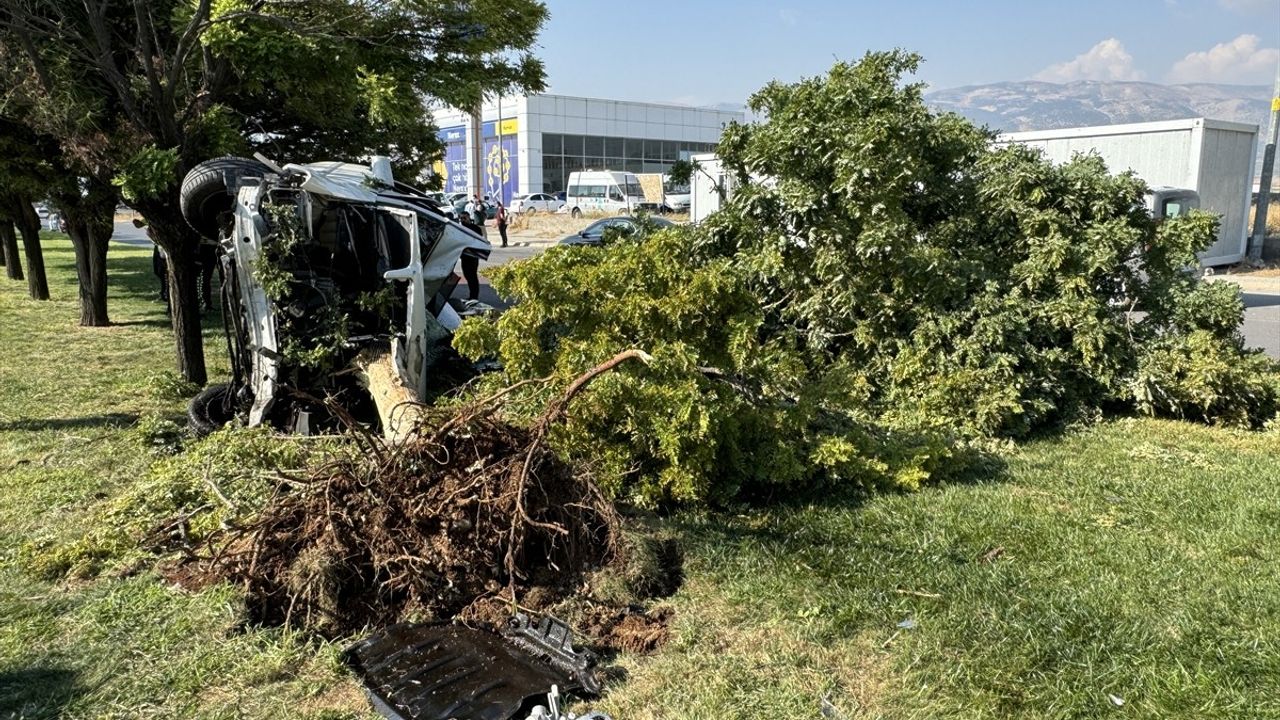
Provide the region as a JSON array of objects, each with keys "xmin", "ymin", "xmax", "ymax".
[
  {"xmin": 203, "ymin": 413, "xmax": 618, "ymax": 636},
  {"xmin": 577, "ymin": 605, "xmax": 674, "ymax": 654},
  {"xmin": 200, "ymin": 351, "xmax": 664, "ymax": 638}
]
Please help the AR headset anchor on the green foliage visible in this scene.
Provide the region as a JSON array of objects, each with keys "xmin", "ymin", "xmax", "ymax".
[
  {"xmin": 145, "ymin": 370, "xmax": 202, "ymax": 402},
  {"xmin": 254, "ymin": 202, "xmax": 355, "ymax": 373},
  {"xmin": 458, "ymin": 51, "xmax": 1279, "ymax": 508},
  {"xmin": 135, "ymin": 414, "xmax": 186, "ymax": 455},
  {"xmin": 112, "ymin": 146, "xmax": 180, "ymax": 203},
  {"xmin": 188, "ymin": 104, "xmax": 251, "ymax": 159},
  {"xmin": 21, "ymin": 426, "xmax": 310, "ymax": 580},
  {"xmin": 1132, "ymin": 328, "xmax": 1280, "ymax": 427}
]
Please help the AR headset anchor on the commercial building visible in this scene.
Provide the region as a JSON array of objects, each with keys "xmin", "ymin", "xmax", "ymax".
[{"xmin": 431, "ymin": 94, "xmax": 743, "ymax": 204}]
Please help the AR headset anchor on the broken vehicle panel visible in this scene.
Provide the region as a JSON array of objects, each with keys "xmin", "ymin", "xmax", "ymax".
[{"xmin": 343, "ymin": 615, "xmax": 602, "ymax": 720}]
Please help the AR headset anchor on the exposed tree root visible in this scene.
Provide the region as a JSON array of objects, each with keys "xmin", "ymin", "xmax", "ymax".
[{"xmin": 200, "ymin": 350, "xmax": 652, "ymax": 637}]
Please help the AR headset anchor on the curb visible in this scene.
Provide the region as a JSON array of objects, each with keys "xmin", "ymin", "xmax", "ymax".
[{"xmin": 1206, "ymin": 274, "xmax": 1280, "ymax": 295}]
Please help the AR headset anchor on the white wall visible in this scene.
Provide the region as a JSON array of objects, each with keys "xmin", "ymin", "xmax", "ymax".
[{"xmin": 1001, "ymin": 119, "xmax": 1259, "ymax": 266}]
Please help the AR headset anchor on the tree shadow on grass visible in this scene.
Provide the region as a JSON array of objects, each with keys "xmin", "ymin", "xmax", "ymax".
[
  {"xmin": 0, "ymin": 412, "xmax": 139, "ymax": 433},
  {"xmin": 0, "ymin": 666, "xmax": 83, "ymax": 719},
  {"xmin": 107, "ymin": 251, "xmax": 224, "ymax": 330}
]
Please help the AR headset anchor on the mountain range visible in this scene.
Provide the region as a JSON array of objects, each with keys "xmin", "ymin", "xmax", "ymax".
[
  {"xmin": 922, "ymin": 80, "xmax": 1272, "ymax": 135},
  {"xmin": 706, "ymin": 82, "xmax": 1273, "ymax": 181}
]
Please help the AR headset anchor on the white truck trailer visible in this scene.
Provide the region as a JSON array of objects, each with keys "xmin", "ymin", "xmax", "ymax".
[
  {"xmin": 689, "ymin": 153, "xmax": 733, "ymax": 223},
  {"xmin": 1000, "ymin": 118, "xmax": 1259, "ymax": 267}
]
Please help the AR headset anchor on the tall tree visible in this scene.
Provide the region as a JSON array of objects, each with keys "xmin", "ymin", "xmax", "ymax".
[
  {"xmin": 0, "ymin": 0, "xmax": 548, "ymax": 384},
  {"xmin": 6, "ymin": 195, "xmax": 48, "ymax": 300},
  {"xmin": 0, "ymin": 120, "xmax": 55, "ymax": 300},
  {"xmin": 51, "ymin": 174, "xmax": 117, "ymax": 325},
  {"xmin": 0, "ymin": 218, "xmax": 20, "ymax": 281},
  {"xmin": 0, "ymin": 117, "xmax": 113, "ymax": 315}
]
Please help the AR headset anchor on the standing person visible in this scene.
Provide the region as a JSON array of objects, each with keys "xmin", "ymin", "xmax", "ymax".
[
  {"xmin": 135, "ymin": 218, "xmax": 169, "ymax": 311},
  {"xmin": 463, "ymin": 195, "xmax": 477, "ymax": 225},
  {"xmin": 457, "ymin": 216, "xmax": 486, "ymax": 311},
  {"xmin": 471, "ymin": 194, "xmax": 487, "ymax": 226},
  {"xmin": 495, "ymin": 201, "xmax": 509, "ymax": 248}
]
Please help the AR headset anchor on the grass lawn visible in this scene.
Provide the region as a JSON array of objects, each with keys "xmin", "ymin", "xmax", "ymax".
[{"xmin": 2, "ymin": 235, "xmax": 1278, "ymax": 719}]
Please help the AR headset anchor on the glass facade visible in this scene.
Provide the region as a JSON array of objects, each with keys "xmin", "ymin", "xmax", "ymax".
[{"xmin": 539, "ymin": 133, "xmax": 717, "ymax": 193}]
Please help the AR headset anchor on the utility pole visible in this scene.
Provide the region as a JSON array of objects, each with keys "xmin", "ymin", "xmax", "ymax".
[
  {"xmin": 469, "ymin": 101, "xmax": 484, "ymax": 202},
  {"xmin": 495, "ymin": 95, "xmax": 503, "ymax": 205},
  {"xmin": 1248, "ymin": 62, "xmax": 1280, "ymax": 264}
]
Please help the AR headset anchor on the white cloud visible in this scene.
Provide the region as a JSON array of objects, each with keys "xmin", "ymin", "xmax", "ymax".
[
  {"xmin": 1168, "ymin": 34, "xmax": 1279, "ymax": 83},
  {"xmin": 1217, "ymin": 0, "xmax": 1279, "ymax": 14},
  {"xmin": 1034, "ymin": 39, "xmax": 1145, "ymax": 82}
]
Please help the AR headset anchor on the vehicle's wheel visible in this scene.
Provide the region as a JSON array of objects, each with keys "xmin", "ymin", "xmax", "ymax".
[
  {"xmin": 188, "ymin": 383, "xmax": 237, "ymax": 437},
  {"xmin": 524, "ymin": 207, "xmax": 536, "ymax": 214},
  {"xmin": 571, "ymin": 207, "xmax": 581, "ymax": 218},
  {"xmin": 180, "ymin": 157, "xmax": 268, "ymax": 241}
]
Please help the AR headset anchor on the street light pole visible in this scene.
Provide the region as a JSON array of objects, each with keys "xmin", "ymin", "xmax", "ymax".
[{"xmin": 1248, "ymin": 62, "xmax": 1280, "ymax": 264}]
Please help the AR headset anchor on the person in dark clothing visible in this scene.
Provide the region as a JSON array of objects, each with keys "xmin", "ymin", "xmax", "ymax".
[
  {"xmin": 457, "ymin": 216, "xmax": 485, "ymax": 309},
  {"xmin": 135, "ymin": 218, "xmax": 169, "ymax": 310},
  {"xmin": 495, "ymin": 202, "xmax": 509, "ymax": 248}
]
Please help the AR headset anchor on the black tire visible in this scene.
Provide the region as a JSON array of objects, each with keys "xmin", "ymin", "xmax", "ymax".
[
  {"xmin": 188, "ymin": 383, "xmax": 236, "ymax": 437},
  {"xmin": 180, "ymin": 157, "xmax": 267, "ymax": 241},
  {"xmin": 571, "ymin": 207, "xmax": 581, "ymax": 218}
]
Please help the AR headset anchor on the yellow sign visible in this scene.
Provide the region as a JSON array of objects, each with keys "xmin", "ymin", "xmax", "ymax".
[
  {"xmin": 498, "ymin": 118, "xmax": 518, "ymax": 135},
  {"xmin": 1273, "ymin": 97, "xmax": 1280, "ymax": 112},
  {"xmin": 486, "ymin": 144, "xmax": 511, "ymax": 184}
]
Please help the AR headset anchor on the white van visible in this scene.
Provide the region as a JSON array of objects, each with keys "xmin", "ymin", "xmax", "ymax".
[{"xmin": 565, "ymin": 171, "xmax": 647, "ymax": 217}]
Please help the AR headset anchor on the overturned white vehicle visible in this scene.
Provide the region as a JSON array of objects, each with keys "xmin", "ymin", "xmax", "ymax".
[{"xmin": 181, "ymin": 155, "xmax": 490, "ymax": 436}]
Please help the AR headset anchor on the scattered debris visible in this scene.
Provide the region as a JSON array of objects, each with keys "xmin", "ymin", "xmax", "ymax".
[
  {"xmin": 344, "ymin": 614, "xmax": 603, "ymax": 720},
  {"xmin": 896, "ymin": 616, "xmax": 916, "ymax": 630},
  {"xmin": 894, "ymin": 587, "xmax": 942, "ymax": 599},
  {"xmin": 1107, "ymin": 693, "xmax": 1125, "ymax": 707},
  {"xmin": 979, "ymin": 546, "xmax": 1005, "ymax": 564}
]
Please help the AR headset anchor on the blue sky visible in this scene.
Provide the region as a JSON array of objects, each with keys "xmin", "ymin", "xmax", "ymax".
[{"xmin": 533, "ymin": 0, "xmax": 1280, "ymax": 105}]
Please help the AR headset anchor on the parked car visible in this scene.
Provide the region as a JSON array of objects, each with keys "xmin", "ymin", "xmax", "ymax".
[
  {"xmin": 452, "ymin": 195, "xmax": 498, "ymax": 220},
  {"xmin": 553, "ymin": 191, "xmax": 566, "ymax": 202},
  {"xmin": 559, "ymin": 216, "xmax": 675, "ymax": 246},
  {"xmin": 663, "ymin": 191, "xmax": 690, "ymax": 213},
  {"xmin": 428, "ymin": 198, "xmax": 458, "ymax": 220},
  {"xmin": 510, "ymin": 193, "xmax": 564, "ymax": 214}
]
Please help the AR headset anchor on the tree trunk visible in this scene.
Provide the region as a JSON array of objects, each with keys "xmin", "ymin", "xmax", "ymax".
[
  {"xmin": 137, "ymin": 195, "xmax": 207, "ymax": 385},
  {"xmin": 15, "ymin": 197, "xmax": 49, "ymax": 300},
  {"xmin": 0, "ymin": 219, "xmax": 21, "ymax": 281},
  {"xmin": 166, "ymin": 241, "xmax": 207, "ymax": 386},
  {"xmin": 58, "ymin": 184, "xmax": 116, "ymax": 326}
]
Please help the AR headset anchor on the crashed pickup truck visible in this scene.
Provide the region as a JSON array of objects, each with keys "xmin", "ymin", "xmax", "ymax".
[{"xmin": 181, "ymin": 155, "xmax": 490, "ymax": 436}]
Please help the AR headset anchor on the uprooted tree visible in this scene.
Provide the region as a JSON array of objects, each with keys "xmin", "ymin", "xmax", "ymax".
[
  {"xmin": 454, "ymin": 51, "xmax": 1280, "ymax": 508},
  {"xmin": 0, "ymin": 0, "xmax": 548, "ymax": 383}
]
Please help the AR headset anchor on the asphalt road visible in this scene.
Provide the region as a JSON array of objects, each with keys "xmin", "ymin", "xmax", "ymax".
[
  {"xmin": 110, "ymin": 220, "xmax": 1280, "ymax": 359},
  {"xmin": 1242, "ymin": 292, "xmax": 1280, "ymax": 359}
]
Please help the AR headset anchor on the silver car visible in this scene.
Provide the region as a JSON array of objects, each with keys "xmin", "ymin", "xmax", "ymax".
[{"xmin": 510, "ymin": 192, "xmax": 564, "ymax": 214}]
